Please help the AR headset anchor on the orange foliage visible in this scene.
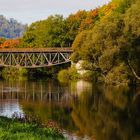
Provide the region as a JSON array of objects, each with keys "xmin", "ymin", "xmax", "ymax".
[
  {"xmin": 66, "ymin": 9, "xmax": 100, "ymax": 32},
  {"xmin": 103, "ymin": 3, "xmax": 117, "ymax": 16},
  {"xmin": 0, "ymin": 39, "xmax": 20, "ymax": 48},
  {"xmin": 67, "ymin": 10, "xmax": 87, "ymax": 25},
  {"xmin": 89, "ymin": 8, "xmax": 99, "ymax": 18},
  {"xmin": 79, "ymin": 8, "xmax": 99, "ymax": 32}
]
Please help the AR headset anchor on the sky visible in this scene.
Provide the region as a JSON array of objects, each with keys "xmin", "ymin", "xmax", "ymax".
[{"xmin": 0, "ymin": 0, "xmax": 111, "ymax": 24}]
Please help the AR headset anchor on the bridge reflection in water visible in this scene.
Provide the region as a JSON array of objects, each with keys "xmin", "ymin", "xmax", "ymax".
[
  {"xmin": 0, "ymin": 80, "xmax": 92, "ymax": 140},
  {"xmin": 0, "ymin": 80, "xmax": 92, "ymax": 102},
  {"xmin": 0, "ymin": 48, "xmax": 73, "ymax": 68},
  {"xmin": 0, "ymin": 80, "xmax": 140, "ymax": 140},
  {"xmin": 0, "ymin": 81, "xmax": 67, "ymax": 102}
]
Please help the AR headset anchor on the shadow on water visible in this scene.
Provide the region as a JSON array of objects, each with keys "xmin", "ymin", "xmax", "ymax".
[{"xmin": 0, "ymin": 79, "xmax": 140, "ymax": 140}]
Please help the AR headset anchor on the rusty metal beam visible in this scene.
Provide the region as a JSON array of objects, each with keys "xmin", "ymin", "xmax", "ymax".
[
  {"xmin": 0, "ymin": 48, "xmax": 73, "ymax": 53},
  {"xmin": 0, "ymin": 48, "xmax": 72, "ymax": 68}
]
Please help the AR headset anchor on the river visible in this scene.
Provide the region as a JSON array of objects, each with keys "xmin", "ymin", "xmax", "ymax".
[{"xmin": 0, "ymin": 79, "xmax": 140, "ymax": 140}]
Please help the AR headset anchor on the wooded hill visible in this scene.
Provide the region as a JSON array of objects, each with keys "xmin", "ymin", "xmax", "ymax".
[{"xmin": 0, "ymin": 15, "xmax": 26, "ymax": 38}]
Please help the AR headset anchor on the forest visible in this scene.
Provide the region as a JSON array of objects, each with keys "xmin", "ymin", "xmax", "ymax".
[
  {"xmin": 0, "ymin": 0, "xmax": 140, "ymax": 85},
  {"xmin": 0, "ymin": 15, "xmax": 26, "ymax": 38}
]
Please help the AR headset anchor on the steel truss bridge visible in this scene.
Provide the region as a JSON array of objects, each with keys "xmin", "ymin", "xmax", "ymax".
[{"xmin": 0, "ymin": 48, "xmax": 72, "ymax": 68}]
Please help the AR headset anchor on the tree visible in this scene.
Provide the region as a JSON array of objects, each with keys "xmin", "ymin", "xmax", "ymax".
[
  {"xmin": 122, "ymin": 0, "xmax": 140, "ymax": 81},
  {"xmin": 0, "ymin": 15, "xmax": 26, "ymax": 38},
  {"xmin": 66, "ymin": 10, "xmax": 88, "ymax": 46},
  {"xmin": 22, "ymin": 15, "xmax": 69, "ymax": 48},
  {"xmin": 79, "ymin": 9, "xmax": 99, "ymax": 32},
  {"xmin": 72, "ymin": 0, "xmax": 140, "ymax": 85},
  {"xmin": 0, "ymin": 38, "xmax": 6, "ymax": 45},
  {"xmin": 0, "ymin": 39, "xmax": 20, "ymax": 48}
]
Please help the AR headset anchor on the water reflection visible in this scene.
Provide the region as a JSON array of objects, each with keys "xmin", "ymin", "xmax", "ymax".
[
  {"xmin": 0, "ymin": 99, "xmax": 23, "ymax": 117},
  {"xmin": 0, "ymin": 80, "xmax": 140, "ymax": 140}
]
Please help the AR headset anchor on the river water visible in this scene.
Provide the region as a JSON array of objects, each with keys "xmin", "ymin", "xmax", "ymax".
[{"xmin": 0, "ymin": 79, "xmax": 140, "ymax": 140}]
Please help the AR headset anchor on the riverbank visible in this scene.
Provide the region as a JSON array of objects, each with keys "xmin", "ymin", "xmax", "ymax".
[{"xmin": 0, "ymin": 116, "xmax": 66, "ymax": 140}]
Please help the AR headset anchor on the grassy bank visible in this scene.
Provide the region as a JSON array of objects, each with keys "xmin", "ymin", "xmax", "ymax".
[{"xmin": 0, "ymin": 116, "xmax": 66, "ymax": 140}]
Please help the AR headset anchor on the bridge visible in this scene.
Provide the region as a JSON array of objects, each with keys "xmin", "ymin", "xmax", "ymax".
[{"xmin": 0, "ymin": 48, "xmax": 73, "ymax": 68}]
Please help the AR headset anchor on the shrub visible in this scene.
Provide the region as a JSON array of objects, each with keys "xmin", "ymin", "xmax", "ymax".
[
  {"xmin": 81, "ymin": 71, "xmax": 99, "ymax": 82},
  {"xmin": 105, "ymin": 63, "xmax": 130, "ymax": 85},
  {"xmin": 2, "ymin": 67, "xmax": 28, "ymax": 80},
  {"xmin": 68, "ymin": 66, "xmax": 80, "ymax": 80},
  {"xmin": 58, "ymin": 66, "xmax": 80, "ymax": 82},
  {"xmin": 57, "ymin": 69, "xmax": 70, "ymax": 82}
]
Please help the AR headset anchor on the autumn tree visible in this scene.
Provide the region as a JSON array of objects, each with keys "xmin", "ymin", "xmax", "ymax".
[
  {"xmin": 65, "ymin": 10, "xmax": 88, "ymax": 46},
  {"xmin": 72, "ymin": 0, "xmax": 139, "ymax": 85},
  {"xmin": 79, "ymin": 9, "xmax": 99, "ymax": 32},
  {"xmin": 0, "ymin": 39, "xmax": 20, "ymax": 48}
]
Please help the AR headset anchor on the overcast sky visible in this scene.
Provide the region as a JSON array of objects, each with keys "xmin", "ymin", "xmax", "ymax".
[{"xmin": 0, "ymin": 0, "xmax": 111, "ymax": 24}]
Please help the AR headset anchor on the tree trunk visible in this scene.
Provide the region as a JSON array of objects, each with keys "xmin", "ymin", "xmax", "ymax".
[{"xmin": 127, "ymin": 59, "xmax": 140, "ymax": 81}]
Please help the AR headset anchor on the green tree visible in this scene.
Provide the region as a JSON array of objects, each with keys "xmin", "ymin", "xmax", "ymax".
[
  {"xmin": 66, "ymin": 10, "xmax": 87, "ymax": 46},
  {"xmin": 72, "ymin": 0, "xmax": 140, "ymax": 85},
  {"xmin": 22, "ymin": 15, "xmax": 69, "ymax": 48}
]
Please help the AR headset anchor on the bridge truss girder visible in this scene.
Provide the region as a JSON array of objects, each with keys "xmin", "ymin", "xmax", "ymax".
[{"xmin": 0, "ymin": 52, "xmax": 72, "ymax": 68}]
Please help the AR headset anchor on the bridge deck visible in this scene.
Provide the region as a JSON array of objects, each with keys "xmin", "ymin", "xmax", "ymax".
[{"xmin": 0, "ymin": 48, "xmax": 73, "ymax": 53}]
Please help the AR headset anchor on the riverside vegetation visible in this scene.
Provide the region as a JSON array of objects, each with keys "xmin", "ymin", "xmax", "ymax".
[
  {"xmin": 0, "ymin": 116, "xmax": 65, "ymax": 140},
  {"xmin": 61, "ymin": 0, "xmax": 140, "ymax": 85},
  {"xmin": 0, "ymin": 0, "xmax": 140, "ymax": 85}
]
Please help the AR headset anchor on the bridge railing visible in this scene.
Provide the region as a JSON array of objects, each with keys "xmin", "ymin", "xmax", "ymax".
[{"xmin": 0, "ymin": 48, "xmax": 73, "ymax": 53}]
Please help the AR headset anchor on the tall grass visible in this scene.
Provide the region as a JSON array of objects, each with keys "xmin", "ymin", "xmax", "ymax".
[{"xmin": 0, "ymin": 116, "xmax": 66, "ymax": 140}]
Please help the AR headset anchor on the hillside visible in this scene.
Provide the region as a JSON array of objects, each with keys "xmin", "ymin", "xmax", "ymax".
[{"xmin": 0, "ymin": 15, "xmax": 26, "ymax": 38}]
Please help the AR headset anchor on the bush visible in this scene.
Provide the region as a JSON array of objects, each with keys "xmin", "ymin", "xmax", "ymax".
[
  {"xmin": 105, "ymin": 63, "xmax": 130, "ymax": 85},
  {"xmin": 80, "ymin": 71, "xmax": 100, "ymax": 82},
  {"xmin": 58, "ymin": 67, "xmax": 80, "ymax": 82},
  {"xmin": 57, "ymin": 69, "xmax": 70, "ymax": 82},
  {"xmin": 2, "ymin": 67, "xmax": 28, "ymax": 80},
  {"xmin": 68, "ymin": 67, "xmax": 80, "ymax": 80}
]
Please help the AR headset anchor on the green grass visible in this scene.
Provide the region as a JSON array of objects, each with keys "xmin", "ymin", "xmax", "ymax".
[{"xmin": 0, "ymin": 116, "xmax": 66, "ymax": 140}]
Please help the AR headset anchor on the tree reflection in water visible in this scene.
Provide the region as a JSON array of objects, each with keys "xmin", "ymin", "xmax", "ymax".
[
  {"xmin": 71, "ymin": 84, "xmax": 140, "ymax": 140},
  {"xmin": 0, "ymin": 80, "xmax": 140, "ymax": 139}
]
